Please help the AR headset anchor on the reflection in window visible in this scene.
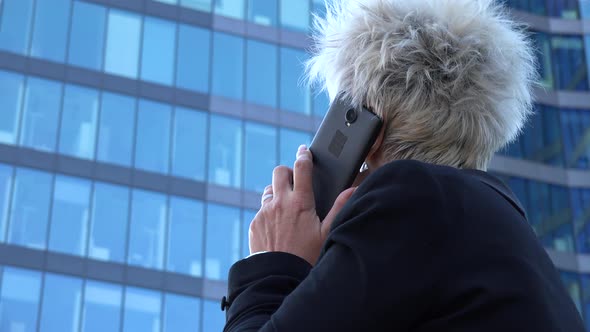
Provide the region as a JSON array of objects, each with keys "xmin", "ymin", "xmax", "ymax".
[
  {"xmin": 205, "ymin": 204, "xmax": 241, "ymax": 280},
  {"xmin": 212, "ymin": 32, "xmax": 244, "ymax": 100},
  {"xmin": 167, "ymin": 197, "xmax": 204, "ymax": 276},
  {"xmin": 532, "ymin": 32, "xmax": 554, "ymax": 90},
  {"xmin": 135, "ymin": 100, "xmax": 172, "ymax": 174},
  {"xmin": 0, "ymin": 0, "xmax": 34, "ymax": 54},
  {"xmin": 68, "ymin": 1, "xmax": 106, "ymax": 70},
  {"xmin": 48, "ymin": 175, "xmax": 91, "ymax": 256},
  {"xmin": 203, "ymin": 299, "xmax": 226, "ymax": 332},
  {"xmin": 0, "ymin": 165, "xmax": 13, "ymax": 242},
  {"xmin": 171, "ymin": 108, "xmax": 207, "ymax": 181},
  {"xmin": 181, "ymin": 0, "xmax": 211, "ymax": 11},
  {"xmin": 89, "ymin": 183, "xmax": 129, "ymax": 263},
  {"xmin": 176, "ymin": 25, "xmax": 210, "ymax": 93},
  {"xmin": 141, "ymin": 17, "xmax": 176, "ymax": 86},
  {"xmin": 105, "ymin": 10, "xmax": 142, "ymax": 78},
  {"xmin": 561, "ymin": 108, "xmax": 590, "ymax": 169},
  {"xmin": 30, "ymin": 0, "xmax": 71, "ymax": 62},
  {"xmin": 7, "ymin": 168, "xmax": 53, "ymax": 249},
  {"xmin": 59, "ymin": 85, "xmax": 99, "ymax": 160},
  {"xmin": 123, "ymin": 287, "xmax": 162, "ymax": 332},
  {"xmin": 0, "ymin": 70, "xmax": 24, "ymax": 145},
  {"xmin": 244, "ymin": 122, "xmax": 277, "ymax": 192},
  {"xmin": 20, "ymin": 77, "xmax": 62, "ymax": 152},
  {"xmin": 517, "ymin": 105, "xmax": 564, "ymax": 167},
  {"xmin": 248, "ymin": 0, "xmax": 277, "ymax": 26},
  {"xmin": 214, "ymin": 0, "xmax": 245, "ymax": 19},
  {"xmin": 39, "ymin": 273, "xmax": 82, "ymax": 332},
  {"xmin": 208, "ymin": 115, "xmax": 242, "ymax": 188},
  {"xmin": 81, "ymin": 281, "xmax": 122, "ymax": 332},
  {"xmin": 280, "ymin": 0, "xmax": 309, "ymax": 31},
  {"xmin": 242, "ymin": 209, "xmax": 257, "ymax": 258},
  {"xmin": 280, "ymin": 47, "xmax": 311, "ymax": 114},
  {"xmin": 163, "ymin": 293, "xmax": 201, "ymax": 332},
  {"xmin": 246, "ymin": 40, "xmax": 278, "ymax": 107},
  {"xmin": 280, "ymin": 128, "xmax": 312, "ymax": 166},
  {"xmin": 0, "ymin": 267, "xmax": 41, "ymax": 332},
  {"xmin": 128, "ymin": 190, "xmax": 167, "ymax": 269},
  {"xmin": 550, "ymin": 35, "xmax": 588, "ymax": 91},
  {"xmin": 97, "ymin": 93, "xmax": 136, "ymax": 167},
  {"xmin": 571, "ymin": 189, "xmax": 590, "ymax": 253}
]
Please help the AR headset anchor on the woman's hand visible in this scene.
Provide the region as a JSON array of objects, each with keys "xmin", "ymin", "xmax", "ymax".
[{"xmin": 248, "ymin": 145, "xmax": 356, "ymax": 266}]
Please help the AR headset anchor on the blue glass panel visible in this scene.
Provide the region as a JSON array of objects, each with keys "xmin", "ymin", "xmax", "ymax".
[
  {"xmin": 545, "ymin": 185, "xmax": 574, "ymax": 252},
  {"xmin": 135, "ymin": 100, "xmax": 172, "ymax": 174},
  {"xmin": 279, "ymin": 128, "xmax": 312, "ymax": 166},
  {"xmin": 248, "ymin": 0, "xmax": 277, "ymax": 26},
  {"xmin": 123, "ymin": 287, "xmax": 162, "ymax": 332},
  {"xmin": 203, "ymin": 299, "xmax": 225, "ymax": 332},
  {"xmin": 163, "ymin": 293, "xmax": 201, "ymax": 332},
  {"xmin": 81, "ymin": 281, "xmax": 122, "ymax": 332},
  {"xmin": 559, "ymin": 271, "xmax": 582, "ymax": 314},
  {"xmin": 0, "ymin": 0, "xmax": 34, "ymax": 54},
  {"xmin": 313, "ymin": 89, "xmax": 330, "ymax": 118},
  {"xmin": 214, "ymin": 0, "xmax": 245, "ymax": 19},
  {"xmin": 89, "ymin": 183, "xmax": 129, "ymax": 263},
  {"xmin": 205, "ymin": 204, "xmax": 241, "ymax": 280},
  {"xmin": 68, "ymin": 2, "xmax": 106, "ymax": 70},
  {"xmin": 180, "ymin": 0, "xmax": 211, "ymax": 11},
  {"xmin": 20, "ymin": 77, "xmax": 61, "ymax": 152},
  {"xmin": 141, "ymin": 17, "xmax": 176, "ymax": 86},
  {"xmin": 167, "ymin": 197, "xmax": 204, "ymax": 276},
  {"xmin": 0, "ymin": 70, "xmax": 24, "ymax": 145},
  {"xmin": 0, "ymin": 164, "xmax": 13, "ymax": 242},
  {"xmin": 39, "ymin": 273, "xmax": 82, "ymax": 332},
  {"xmin": 48, "ymin": 175, "xmax": 91, "ymax": 256},
  {"xmin": 155, "ymin": 0, "xmax": 177, "ymax": 4},
  {"xmin": 246, "ymin": 40, "xmax": 278, "ymax": 107},
  {"xmin": 533, "ymin": 32, "xmax": 554, "ymax": 89},
  {"xmin": 244, "ymin": 122, "xmax": 277, "ymax": 192},
  {"xmin": 59, "ymin": 85, "xmax": 99, "ymax": 160},
  {"xmin": 176, "ymin": 25, "xmax": 210, "ymax": 93},
  {"xmin": 212, "ymin": 32, "xmax": 244, "ymax": 100},
  {"xmin": 550, "ymin": 35, "xmax": 588, "ymax": 91},
  {"xmin": 0, "ymin": 267, "xmax": 41, "ymax": 332},
  {"xmin": 280, "ymin": 0, "xmax": 309, "ymax": 31},
  {"xmin": 547, "ymin": 0, "xmax": 579, "ymax": 19},
  {"xmin": 311, "ymin": 0, "xmax": 327, "ymax": 20},
  {"xmin": 97, "ymin": 93, "xmax": 136, "ymax": 167},
  {"xmin": 128, "ymin": 190, "xmax": 167, "ymax": 269},
  {"xmin": 171, "ymin": 108, "xmax": 207, "ymax": 181},
  {"xmin": 582, "ymin": 0, "xmax": 590, "ymax": 19},
  {"xmin": 105, "ymin": 10, "xmax": 142, "ymax": 78},
  {"xmin": 586, "ymin": 37, "xmax": 590, "ymax": 89},
  {"xmin": 7, "ymin": 168, "xmax": 52, "ymax": 249},
  {"xmin": 242, "ymin": 209, "xmax": 257, "ymax": 258},
  {"xmin": 208, "ymin": 115, "xmax": 242, "ymax": 188},
  {"xmin": 30, "ymin": 0, "xmax": 71, "ymax": 62},
  {"xmin": 280, "ymin": 47, "xmax": 311, "ymax": 114}
]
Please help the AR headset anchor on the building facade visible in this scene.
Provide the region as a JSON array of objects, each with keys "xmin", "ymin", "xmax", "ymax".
[{"xmin": 0, "ymin": 0, "xmax": 587, "ymax": 331}]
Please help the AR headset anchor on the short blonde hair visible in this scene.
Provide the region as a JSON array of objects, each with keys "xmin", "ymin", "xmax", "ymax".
[{"xmin": 306, "ymin": 0, "xmax": 536, "ymax": 170}]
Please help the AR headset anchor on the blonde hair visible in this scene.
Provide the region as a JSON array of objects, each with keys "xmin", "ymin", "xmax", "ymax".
[{"xmin": 306, "ymin": 0, "xmax": 536, "ymax": 170}]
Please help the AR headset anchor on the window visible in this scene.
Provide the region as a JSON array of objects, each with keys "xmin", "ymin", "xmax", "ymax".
[
  {"xmin": 59, "ymin": 85, "xmax": 99, "ymax": 160},
  {"xmin": 582, "ymin": 1, "xmax": 590, "ymax": 19},
  {"xmin": 551, "ymin": 35, "xmax": 588, "ymax": 91},
  {"xmin": 171, "ymin": 108, "xmax": 207, "ymax": 181},
  {"xmin": 30, "ymin": 0, "xmax": 71, "ymax": 62},
  {"xmin": 572, "ymin": 189, "xmax": 590, "ymax": 253},
  {"xmin": 181, "ymin": 0, "xmax": 211, "ymax": 11},
  {"xmin": 543, "ymin": 185, "xmax": 574, "ymax": 252},
  {"xmin": 311, "ymin": 0, "xmax": 327, "ymax": 21},
  {"xmin": 176, "ymin": 24, "xmax": 210, "ymax": 93},
  {"xmin": 141, "ymin": 17, "xmax": 176, "ymax": 86},
  {"xmin": 0, "ymin": 0, "xmax": 34, "ymax": 54},
  {"xmin": 97, "ymin": 93, "xmax": 136, "ymax": 167},
  {"xmin": 128, "ymin": 190, "xmax": 167, "ymax": 269},
  {"xmin": 203, "ymin": 299, "xmax": 226, "ymax": 332},
  {"xmin": 560, "ymin": 272, "xmax": 582, "ymax": 314},
  {"xmin": 212, "ymin": 32, "xmax": 244, "ymax": 100},
  {"xmin": 167, "ymin": 197, "xmax": 204, "ymax": 276},
  {"xmin": 208, "ymin": 115, "xmax": 242, "ymax": 188},
  {"xmin": 89, "ymin": 183, "xmax": 129, "ymax": 263},
  {"xmin": 242, "ymin": 209, "xmax": 257, "ymax": 258},
  {"xmin": 105, "ymin": 10, "xmax": 142, "ymax": 78},
  {"xmin": 279, "ymin": 128, "xmax": 312, "ymax": 166},
  {"xmin": 561, "ymin": 108, "xmax": 590, "ymax": 169},
  {"xmin": 68, "ymin": 2, "xmax": 106, "ymax": 70},
  {"xmin": 48, "ymin": 175, "xmax": 91, "ymax": 256},
  {"xmin": 0, "ymin": 70, "xmax": 24, "ymax": 145},
  {"xmin": 246, "ymin": 40, "xmax": 278, "ymax": 107},
  {"xmin": 135, "ymin": 100, "xmax": 172, "ymax": 174},
  {"xmin": 248, "ymin": 0, "xmax": 277, "ymax": 26},
  {"xmin": 244, "ymin": 122, "xmax": 277, "ymax": 192},
  {"xmin": 0, "ymin": 267, "xmax": 41, "ymax": 332},
  {"xmin": 7, "ymin": 168, "xmax": 53, "ymax": 249},
  {"xmin": 547, "ymin": 0, "xmax": 579, "ymax": 19},
  {"xmin": 81, "ymin": 281, "xmax": 122, "ymax": 332},
  {"xmin": 280, "ymin": 47, "xmax": 311, "ymax": 114},
  {"xmin": 0, "ymin": 165, "xmax": 13, "ymax": 242},
  {"xmin": 214, "ymin": 0, "xmax": 245, "ymax": 19},
  {"xmin": 163, "ymin": 293, "xmax": 201, "ymax": 332},
  {"xmin": 205, "ymin": 204, "xmax": 241, "ymax": 280},
  {"xmin": 39, "ymin": 273, "xmax": 82, "ymax": 332},
  {"xmin": 280, "ymin": 0, "xmax": 309, "ymax": 32},
  {"xmin": 313, "ymin": 90, "xmax": 330, "ymax": 118},
  {"xmin": 533, "ymin": 32, "xmax": 554, "ymax": 90},
  {"xmin": 123, "ymin": 287, "xmax": 162, "ymax": 332},
  {"xmin": 20, "ymin": 77, "xmax": 62, "ymax": 152},
  {"xmin": 520, "ymin": 105, "xmax": 564, "ymax": 167}
]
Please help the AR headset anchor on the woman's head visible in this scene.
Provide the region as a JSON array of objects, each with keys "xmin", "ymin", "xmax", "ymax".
[{"xmin": 307, "ymin": 0, "xmax": 536, "ymax": 170}]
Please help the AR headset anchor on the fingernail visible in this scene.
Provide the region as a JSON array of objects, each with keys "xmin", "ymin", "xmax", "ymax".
[{"xmin": 298, "ymin": 144, "xmax": 307, "ymax": 152}]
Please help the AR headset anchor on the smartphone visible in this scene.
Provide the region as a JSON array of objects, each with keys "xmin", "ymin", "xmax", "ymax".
[{"xmin": 309, "ymin": 94, "xmax": 383, "ymax": 220}]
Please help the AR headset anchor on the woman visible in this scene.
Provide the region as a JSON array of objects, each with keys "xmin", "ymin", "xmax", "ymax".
[{"xmin": 223, "ymin": 0, "xmax": 585, "ymax": 330}]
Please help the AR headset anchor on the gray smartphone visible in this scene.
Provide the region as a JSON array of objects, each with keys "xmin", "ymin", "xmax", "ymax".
[{"xmin": 309, "ymin": 94, "xmax": 383, "ymax": 220}]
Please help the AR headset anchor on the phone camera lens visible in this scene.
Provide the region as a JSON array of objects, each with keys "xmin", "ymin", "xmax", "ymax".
[{"xmin": 345, "ymin": 109, "xmax": 357, "ymax": 124}]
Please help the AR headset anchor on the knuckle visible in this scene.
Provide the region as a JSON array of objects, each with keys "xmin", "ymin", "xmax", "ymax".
[
  {"xmin": 273, "ymin": 165, "xmax": 290, "ymax": 176},
  {"xmin": 294, "ymin": 158, "xmax": 312, "ymax": 171}
]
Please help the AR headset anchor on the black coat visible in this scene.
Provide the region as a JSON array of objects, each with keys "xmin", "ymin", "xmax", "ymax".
[{"xmin": 223, "ymin": 160, "xmax": 585, "ymax": 331}]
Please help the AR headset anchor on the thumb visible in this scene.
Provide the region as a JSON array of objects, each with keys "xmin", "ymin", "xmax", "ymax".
[{"xmin": 321, "ymin": 187, "xmax": 357, "ymax": 239}]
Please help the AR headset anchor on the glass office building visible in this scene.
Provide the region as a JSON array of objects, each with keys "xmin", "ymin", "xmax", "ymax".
[{"xmin": 0, "ymin": 0, "xmax": 588, "ymax": 331}]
